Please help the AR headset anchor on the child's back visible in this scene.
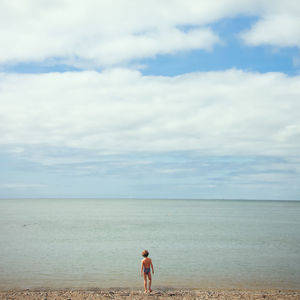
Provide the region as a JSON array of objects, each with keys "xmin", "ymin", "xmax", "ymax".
[{"xmin": 142, "ymin": 257, "xmax": 152, "ymax": 268}]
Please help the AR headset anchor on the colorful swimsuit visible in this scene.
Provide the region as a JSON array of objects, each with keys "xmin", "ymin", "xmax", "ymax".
[{"xmin": 144, "ymin": 267, "xmax": 151, "ymax": 274}]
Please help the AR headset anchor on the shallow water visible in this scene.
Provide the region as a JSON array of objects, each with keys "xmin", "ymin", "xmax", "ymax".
[{"xmin": 0, "ymin": 199, "xmax": 299, "ymax": 289}]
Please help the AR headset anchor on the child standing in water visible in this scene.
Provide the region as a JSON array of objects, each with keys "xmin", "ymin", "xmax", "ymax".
[{"xmin": 141, "ymin": 250, "xmax": 154, "ymax": 293}]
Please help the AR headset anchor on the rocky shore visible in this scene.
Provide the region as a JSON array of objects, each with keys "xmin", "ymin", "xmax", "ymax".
[{"xmin": 1, "ymin": 289, "xmax": 300, "ymax": 300}]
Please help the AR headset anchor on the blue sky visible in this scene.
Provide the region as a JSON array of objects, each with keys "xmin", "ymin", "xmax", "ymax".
[{"xmin": 0, "ymin": 1, "xmax": 300, "ymax": 200}]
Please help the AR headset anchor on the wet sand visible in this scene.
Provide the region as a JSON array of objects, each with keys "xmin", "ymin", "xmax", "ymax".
[{"xmin": 1, "ymin": 288, "xmax": 300, "ymax": 300}]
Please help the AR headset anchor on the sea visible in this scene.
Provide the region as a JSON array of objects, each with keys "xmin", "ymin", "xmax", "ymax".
[{"xmin": 0, "ymin": 198, "xmax": 299, "ymax": 290}]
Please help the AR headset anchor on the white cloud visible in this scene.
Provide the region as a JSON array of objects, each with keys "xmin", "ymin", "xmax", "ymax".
[
  {"xmin": 0, "ymin": 183, "xmax": 46, "ymax": 189},
  {"xmin": 241, "ymin": 14, "xmax": 300, "ymax": 48},
  {"xmin": 232, "ymin": 172, "xmax": 298, "ymax": 184},
  {"xmin": 1, "ymin": 0, "xmax": 300, "ymax": 67},
  {"xmin": 240, "ymin": 0, "xmax": 300, "ymax": 48},
  {"xmin": 156, "ymin": 168, "xmax": 195, "ymax": 174},
  {"xmin": 0, "ymin": 69, "xmax": 300, "ymax": 159},
  {"xmin": 0, "ymin": 0, "xmax": 225, "ymax": 66},
  {"xmin": 293, "ymin": 55, "xmax": 300, "ymax": 67},
  {"xmin": 117, "ymin": 160, "xmax": 152, "ymax": 166}
]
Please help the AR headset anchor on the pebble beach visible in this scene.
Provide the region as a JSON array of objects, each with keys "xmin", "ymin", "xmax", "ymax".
[{"xmin": 1, "ymin": 289, "xmax": 300, "ymax": 300}]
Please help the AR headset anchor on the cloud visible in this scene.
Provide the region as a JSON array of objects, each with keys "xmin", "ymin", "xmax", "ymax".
[
  {"xmin": 241, "ymin": 1, "xmax": 300, "ymax": 48},
  {"xmin": 0, "ymin": 0, "xmax": 226, "ymax": 67},
  {"xmin": 0, "ymin": 69, "xmax": 300, "ymax": 159},
  {"xmin": 0, "ymin": 183, "xmax": 46, "ymax": 189},
  {"xmin": 1, "ymin": 0, "xmax": 299, "ymax": 67},
  {"xmin": 241, "ymin": 14, "xmax": 300, "ymax": 48},
  {"xmin": 156, "ymin": 168, "xmax": 195, "ymax": 174}
]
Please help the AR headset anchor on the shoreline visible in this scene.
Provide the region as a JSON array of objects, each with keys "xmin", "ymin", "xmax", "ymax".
[{"xmin": 1, "ymin": 288, "xmax": 300, "ymax": 299}]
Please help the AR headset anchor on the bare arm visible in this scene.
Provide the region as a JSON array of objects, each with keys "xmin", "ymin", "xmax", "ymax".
[
  {"xmin": 150, "ymin": 260, "xmax": 154, "ymax": 274},
  {"xmin": 140, "ymin": 260, "xmax": 144, "ymax": 276}
]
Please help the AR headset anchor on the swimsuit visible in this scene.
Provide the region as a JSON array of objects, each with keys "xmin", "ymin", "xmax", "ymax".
[{"xmin": 144, "ymin": 267, "xmax": 151, "ymax": 274}]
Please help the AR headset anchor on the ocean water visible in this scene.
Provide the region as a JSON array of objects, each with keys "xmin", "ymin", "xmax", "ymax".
[{"xmin": 0, "ymin": 198, "xmax": 299, "ymax": 290}]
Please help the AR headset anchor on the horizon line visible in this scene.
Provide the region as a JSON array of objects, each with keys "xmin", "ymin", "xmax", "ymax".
[{"xmin": 0, "ymin": 197, "xmax": 299, "ymax": 202}]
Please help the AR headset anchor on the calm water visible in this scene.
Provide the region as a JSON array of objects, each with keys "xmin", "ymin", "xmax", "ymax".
[{"xmin": 0, "ymin": 199, "xmax": 300, "ymax": 289}]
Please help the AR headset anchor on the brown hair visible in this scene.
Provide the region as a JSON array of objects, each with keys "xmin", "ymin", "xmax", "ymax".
[{"xmin": 142, "ymin": 250, "xmax": 149, "ymax": 257}]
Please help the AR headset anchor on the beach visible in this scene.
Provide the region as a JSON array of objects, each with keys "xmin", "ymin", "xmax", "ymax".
[{"xmin": 1, "ymin": 288, "xmax": 300, "ymax": 300}]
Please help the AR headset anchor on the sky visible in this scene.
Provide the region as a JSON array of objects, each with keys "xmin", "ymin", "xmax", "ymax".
[{"xmin": 0, "ymin": 0, "xmax": 300, "ymax": 200}]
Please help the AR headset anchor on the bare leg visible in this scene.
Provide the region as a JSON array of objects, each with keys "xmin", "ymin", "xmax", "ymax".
[
  {"xmin": 148, "ymin": 273, "xmax": 152, "ymax": 292},
  {"xmin": 143, "ymin": 273, "xmax": 148, "ymax": 292}
]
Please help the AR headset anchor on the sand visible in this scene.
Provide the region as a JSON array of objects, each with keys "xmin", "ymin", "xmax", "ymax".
[{"xmin": 0, "ymin": 288, "xmax": 300, "ymax": 300}]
